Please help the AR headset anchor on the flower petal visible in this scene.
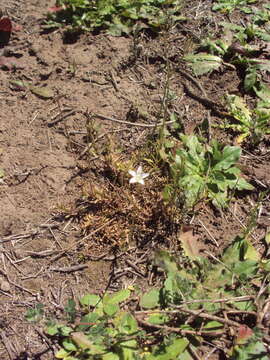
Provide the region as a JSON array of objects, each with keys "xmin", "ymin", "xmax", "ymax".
[
  {"xmin": 129, "ymin": 177, "xmax": 137, "ymax": 184},
  {"xmin": 141, "ymin": 173, "xmax": 149, "ymax": 179},
  {"xmin": 128, "ymin": 170, "xmax": 136, "ymax": 176},
  {"xmin": 137, "ymin": 165, "xmax": 143, "ymax": 174}
]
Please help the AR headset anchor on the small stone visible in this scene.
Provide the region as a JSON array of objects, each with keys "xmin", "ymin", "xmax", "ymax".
[{"xmin": 0, "ymin": 280, "xmax": 11, "ymax": 292}]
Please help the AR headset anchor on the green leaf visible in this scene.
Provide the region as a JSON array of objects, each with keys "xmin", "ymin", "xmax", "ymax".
[
  {"xmin": 203, "ymin": 320, "xmax": 224, "ymax": 332},
  {"xmin": 147, "ymin": 313, "xmax": 169, "ymax": 325},
  {"xmin": 80, "ymin": 294, "xmax": 101, "ymax": 307},
  {"xmin": 184, "ymin": 53, "xmax": 223, "ymax": 75},
  {"xmin": 103, "ymin": 289, "xmax": 130, "ymax": 305},
  {"xmin": 103, "ymin": 303, "xmax": 119, "ymax": 316},
  {"xmin": 102, "ymin": 353, "xmax": 119, "ymax": 360},
  {"xmin": 46, "ymin": 324, "xmax": 60, "ymax": 336},
  {"xmin": 59, "ymin": 326, "xmax": 73, "ymax": 337},
  {"xmin": 226, "ymin": 95, "xmax": 252, "ymax": 124},
  {"xmin": 213, "ymin": 146, "xmax": 241, "ymax": 170},
  {"xmin": 25, "ymin": 304, "xmax": 44, "ymax": 322},
  {"xmin": 77, "ymin": 312, "xmax": 100, "ymax": 331},
  {"xmin": 231, "ymin": 336, "xmax": 268, "ymax": 359},
  {"xmin": 148, "ymin": 338, "xmax": 189, "ymax": 360},
  {"xmin": 120, "ymin": 339, "xmax": 138, "ymax": 359},
  {"xmin": 29, "ymin": 85, "xmax": 54, "ymax": 99},
  {"xmin": 62, "ymin": 339, "xmax": 77, "ymax": 351},
  {"xmin": 140, "ymin": 288, "xmax": 160, "ymax": 309},
  {"xmin": 55, "ymin": 348, "xmax": 70, "ymax": 359},
  {"xmin": 120, "ymin": 313, "xmax": 138, "ymax": 334},
  {"xmin": 244, "ymin": 66, "xmax": 257, "ymax": 91}
]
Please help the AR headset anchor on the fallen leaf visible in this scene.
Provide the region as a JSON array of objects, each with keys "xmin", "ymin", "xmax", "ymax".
[
  {"xmin": 178, "ymin": 226, "xmax": 202, "ymax": 259},
  {"xmin": 236, "ymin": 325, "xmax": 253, "ymax": 345},
  {"xmin": 0, "ymin": 17, "xmax": 12, "ymax": 32},
  {"xmin": 9, "ymin": 79, "xmax": 28, "ymax": 91},
  {"xmin": 71, "ymin": 332, "xmax": 92, "ymax": 349},
  {"xmin": 29, "ymin": 85, "xmax": 54, "ymax": 99}
]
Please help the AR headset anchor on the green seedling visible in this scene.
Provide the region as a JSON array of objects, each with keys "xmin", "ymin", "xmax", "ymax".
[
  {"xmin": 25, "ymin": 230, "xmax": 270, "ymax": 360},
  {"xmin": 224, "ymin": 94, "xmax": 270, "ymax": 144},
  {"xmin": 47, "ymin": 0, "xmax": 185, "ymax": 35},
  {"xmin": 161, "ymin": 135, "xmax": 253, "ymax": 208},
  {"xmin": 212, "ymin": 0, "xmax": 257, "ymax": 14}
]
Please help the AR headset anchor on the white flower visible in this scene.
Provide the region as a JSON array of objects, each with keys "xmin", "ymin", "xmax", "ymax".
[{"xmin": 128, "ymin": 165, "xmax": 149, "ymax": 185}]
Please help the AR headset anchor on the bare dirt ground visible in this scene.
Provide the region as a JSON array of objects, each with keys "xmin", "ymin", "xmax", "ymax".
[{"xmin": 0, "ymin": 0, "xmax": 270, "ymax": 359}]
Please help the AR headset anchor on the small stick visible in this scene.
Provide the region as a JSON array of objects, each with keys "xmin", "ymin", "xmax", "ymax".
[
  {"xmin": 137, "ymin": 308, "xmax": 240, "ymax": 328},
  {"xmin": 47, "ymin": 110, "xmax": 77, "ymax": 127},
  {"xmin": 171, "ymin": 295, "xmax": 254, "ymax": 306},
  {"xmin": 108, "ymin": 70, "xmax": 119, "ymax": 92},
  {"xmin": 197, "ymin": 219, "xmax": 219, "ymax": 247},
  {"xmin": 177, "ymin": 68, "xmax": 207, "ymax": 97},
  {"xmin": 51, "ymin": 264, "xmax": 88, "ymax": 273},
  {"xmin": 0, "ymin": 330, "xmax": 14, "ymax": 360},
  {"xmin": 94, "ymin": 113, "xmax": 175, "ymax": 128},
  {"xmin": 136, "ymin": 317, "xmax": 223, "ymax": 337}
]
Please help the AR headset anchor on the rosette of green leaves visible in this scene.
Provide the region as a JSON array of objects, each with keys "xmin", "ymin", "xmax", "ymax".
[{"xmin": 167, "ymin": 135, "xmax": 253, "ymax": 208}]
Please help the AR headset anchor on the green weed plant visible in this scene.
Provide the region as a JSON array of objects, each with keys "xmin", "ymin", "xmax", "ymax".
[
  {"xmin": 26, "ymin": 233, "xmax": 270, "ymax": 359},
  {"xmin": 160, "ymin": 134, "xmax": 253, "ymax": 208},
  {"xmin": 47, "ymin": 0, "xmax": 184, "ymax": 35}
]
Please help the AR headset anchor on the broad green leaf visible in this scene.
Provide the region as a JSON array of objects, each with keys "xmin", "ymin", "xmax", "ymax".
[
  {"xmin": 46, "ymin": 324, "xmax": 60, "ymax": 336},
  {"xmin": 203, "ymin": 321, "xmax": 223, "ymax": 332},
  {"xmin": 184, "ymin": 53, "xmax": 223, "ymax": 75},
  {"xmin": 102, "ymin": 353, "xmax": 119, "ymax": 360},
  {"xmin": 59, "ymin": 326, "xmax": 73, "ymax": 337},
  {"xmin": 147, "ymin": 313, "xmax": 169, "ymax": 325},
  {"xmin": 244, "ymin": 66, "xmax": 257, "ymax": 91},
  {"xmin": 103, "ymin": 303, "xmax": 119, "ymax": 316},
  {"xmin": 231, "ymin": 337, "xmax": 268, "ymax": 360},
  {"xmin": 147, "ymin": 338, "xmax": 189, "ymax": 360},
  {"xmin": 233, "ymin": 260, "xmax": 258, "ymax": 280},
  {"xmin": 180, "ymin": 174, "xmax": 205, "ymax": 206},
  {"xmin": 226, "ymin": 95, "xmax": 252, "ymax": 124},
  {"xmin": 62, "ymin": 339, "xmax": 77, "ymax": 351},
  {"xmin": 120, "ymin": 339, "xmax": 137, "ymax": 360},
  {"xmin": 250, "ymin": 58, "xmax": 270, "ymax": 72},
  {"xmin": 80, "ymin": 294, "xmax": 101, "ymax": 307},
  {"xmin": 55, "ymin": 348, "xmax": 70, "ymax": 359},
  {"xmin": 77, "ymin": 312, "xmax": 100, "ymax": 331},
  {"xmin": 213, "ymin": 146, "xmax": 241, "ymax": 170},
  {"xmin": 103, "ymin": 289, "xmax": 130, "ymax": 305},
  {"xmin": 114, "ymin": 312, "xmax": 138, "ymax": 334},
  {"xmin": 234, "ymin": 300, "xmax": 254, "ymax": 311},
  {"xmin": 29, "ymin": 85, "xmax": 54, "ymax": 99},
  {"xmin": 254, "ymin": 83, "xmax": 270, "ymax": 103},
  {"xmin": 140, "ymin": 288, "xmax": 160, "ymax": 309}
]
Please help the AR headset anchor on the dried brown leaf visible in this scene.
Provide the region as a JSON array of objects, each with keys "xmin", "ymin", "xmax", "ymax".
[{"xmin": 178, "ymin": 226, "xmax": 202, "ymax": 259}]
